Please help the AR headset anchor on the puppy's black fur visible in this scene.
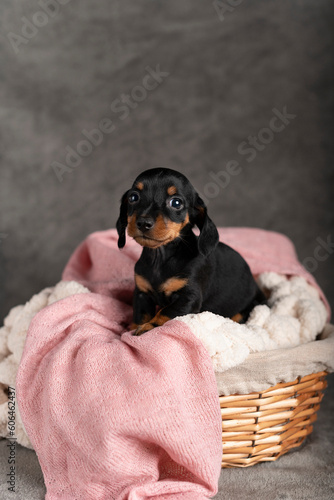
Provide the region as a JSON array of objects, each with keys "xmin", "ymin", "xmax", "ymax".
[{"xmin": 117, "ymin": 167, "xmax": 266, "ymax": 335}]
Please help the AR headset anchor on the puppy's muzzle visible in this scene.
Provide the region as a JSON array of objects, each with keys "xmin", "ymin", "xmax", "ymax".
[{"xmin": 136, "ymin": 216, "xmax": 155, "ymax": 233}]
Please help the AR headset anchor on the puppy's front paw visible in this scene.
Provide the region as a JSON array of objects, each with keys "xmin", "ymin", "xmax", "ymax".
[{"xmin": 133, "ymin": 323, "xmax": 155, "ymax": 336}]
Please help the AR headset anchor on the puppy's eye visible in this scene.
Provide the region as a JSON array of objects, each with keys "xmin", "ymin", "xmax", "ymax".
[
  {"xmin": 128, "ymin": 192, "xmax": 140, "ymax": 204},
  {"xmin": 169, "ymin": 197, "xmax": 183, "ymax": 210}
]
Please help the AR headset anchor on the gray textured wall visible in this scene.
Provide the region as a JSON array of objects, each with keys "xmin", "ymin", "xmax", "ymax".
[{"xmin": 0, "ymin": 0, "xmax": 333, "ymax": 321}]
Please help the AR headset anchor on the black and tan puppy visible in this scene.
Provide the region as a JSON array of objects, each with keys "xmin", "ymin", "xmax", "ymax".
[{"xmin": 117, "ymin": 167, "xmax": 266, "ymax": 335}]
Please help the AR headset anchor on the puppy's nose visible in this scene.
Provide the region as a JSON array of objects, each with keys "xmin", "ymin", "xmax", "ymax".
[{"xmin": 136, "ymin": 216, "xmax": 154, "ymax": 232}]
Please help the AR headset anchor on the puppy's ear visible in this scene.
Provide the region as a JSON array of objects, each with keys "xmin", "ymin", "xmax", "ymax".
[
  {"xmin": 116, "ymin": 190, "xmax": 129, "ymax": 249},
  {"xmin": 194, "ymin": 196, "xmax": 219, "ymax": 257}
]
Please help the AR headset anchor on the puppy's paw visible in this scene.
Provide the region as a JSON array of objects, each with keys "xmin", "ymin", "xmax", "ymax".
[{"xmin": 133, "ymin": 323, "xmax": 155, "ymax": 336}]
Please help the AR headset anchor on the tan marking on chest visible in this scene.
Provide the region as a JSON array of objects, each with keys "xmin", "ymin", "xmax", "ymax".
[
  {"xmin": 135, "ymin": 274, "xmax": 153, "ymax": 293},
  {"xmin": 159, "ymin": 277, "xmax": 188, "ymax": 297}
]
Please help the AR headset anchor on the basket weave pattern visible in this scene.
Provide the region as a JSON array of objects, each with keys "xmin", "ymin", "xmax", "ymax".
[{"xmin": 220, "ymin": 371, "xmax": 327, "ymax": 468}]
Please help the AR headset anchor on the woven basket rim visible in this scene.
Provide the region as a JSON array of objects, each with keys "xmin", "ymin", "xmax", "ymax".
[{"xmin": 220, "ymin": 370, "xmax": 327, "ymax": 468}]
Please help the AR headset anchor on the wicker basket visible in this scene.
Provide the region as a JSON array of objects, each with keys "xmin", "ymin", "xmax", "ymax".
[{"xmin": 220, "ymin": 370, "xmax": 327, "ymax": 468}]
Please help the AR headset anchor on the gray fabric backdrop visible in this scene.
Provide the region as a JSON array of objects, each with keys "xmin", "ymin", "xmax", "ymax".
[{"xmin": 0, "ymin": 1, "xmax": 333, "ymax": 499}]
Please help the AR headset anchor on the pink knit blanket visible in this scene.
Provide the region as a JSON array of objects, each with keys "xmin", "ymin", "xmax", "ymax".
[{"xmin": 16, "ymin": 228, "xmax": 330, "ymax": 500}]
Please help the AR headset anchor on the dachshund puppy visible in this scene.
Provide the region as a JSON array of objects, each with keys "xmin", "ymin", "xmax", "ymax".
[{"xmin": 117, "ymin": 167, "xmax": 266, "ymax": 335}]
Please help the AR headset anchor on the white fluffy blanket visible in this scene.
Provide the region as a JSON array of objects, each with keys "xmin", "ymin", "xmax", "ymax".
[
  {"xmin": 179, "ymin": 272, "xmax": 328, "ymax": 372},
  {"xmin": 0, "ymin": 272, "xmax": 329, "ymax": 448}
]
